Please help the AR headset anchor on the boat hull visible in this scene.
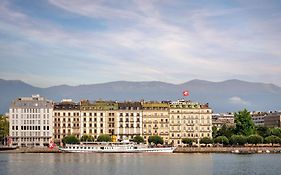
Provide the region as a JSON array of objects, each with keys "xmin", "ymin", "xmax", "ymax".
[{"xmin": 59, "ymin": 147, "xmax": 175, "ymax": 153}]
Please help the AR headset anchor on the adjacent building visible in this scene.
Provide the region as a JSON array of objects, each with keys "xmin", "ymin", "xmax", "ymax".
[
  {"xmin": 212, "ymin": 113, "xmax": 235, "ymax": 129},
  {"xmin": 142, "ymin": 101, "xmax": 170, "ymax": 144},
  {"xmin": 169, "ymin": 100, "xmax": 212, "ymax": 145},
  {"xmin": 9, "ymin": 95, "xmax": 53, "ymax": 147},
  {"xmin": 116, "ymin": 102, "xmax": 142, "ymax": 141},
  {"xmin": 264, "ymin": 112, "xmax": 281, "ymax": 128},
  {"xmin": 80, "ymin": 100, "xmax": 118, "ymax": 140},
  {"xmin": 251, "ymin": 112, "xmax": 266, "ymax": 126},
  {"xmin": 8, "ymin": 95, "xmax": 214, "ymax": 147},
  {"xmin": 53, "ymin": 99, "xmax": 80, "ymax": 145}
]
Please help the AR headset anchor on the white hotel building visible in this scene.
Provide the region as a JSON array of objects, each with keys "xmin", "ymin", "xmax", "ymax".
[{"xmin": 9, "ymin": 95, "xmax": 53, "ymax": 147}]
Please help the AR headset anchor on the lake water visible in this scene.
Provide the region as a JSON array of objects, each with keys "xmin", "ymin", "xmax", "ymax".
[{"xmin": 0, "ymin": 153, "xmax": 280, "ymax": 175}]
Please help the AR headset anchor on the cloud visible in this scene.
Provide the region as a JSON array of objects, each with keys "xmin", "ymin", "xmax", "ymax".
[
  {"xmin": 228, "ymin": 96, "xmax": 250, "ymax": 106},
  {"xmin": 0, "ymin": 0, "xmax": 281, "ymax": 87}
]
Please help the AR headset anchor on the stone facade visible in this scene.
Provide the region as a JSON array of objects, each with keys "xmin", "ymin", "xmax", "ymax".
[
  {"xmin": 116, "ymin": 102, "xmax": 142, "ymax": 141},
  {"xmin": 169, "ymin": 100, "xmax": 212, "ymax": 145},
  {"xmin": 9, "ymin": 95, "xmax": 53, "ymax": 147},
  {"xmin": 142, "ymin": 101, "xmax": 170, "ymax": 144},
  {"xmin": 264, "ymin": 112, "xmax": 281, "ymax": 128},
  {"xmin": 53, "ymin": 99, "xmax": 80, "ymax": 145},
  {"xmin": 9, "ymin": 96, "xmax": 213, "ymax": 146}
]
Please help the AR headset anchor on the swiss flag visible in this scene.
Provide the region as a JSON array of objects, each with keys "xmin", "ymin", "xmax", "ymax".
[
  {"xmin": 49, "ymin": 142, "xmax": 55, "ymax": 149},
  {"xmin": 49, "ymin": 139, "xmax": 56, "ymax": 149},
  {"xmin": 183, "ymin": 90, "xmax": 189, "ymax": 96}
]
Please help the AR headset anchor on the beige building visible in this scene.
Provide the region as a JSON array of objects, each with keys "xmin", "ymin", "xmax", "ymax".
[
  {"xmin": 9, "ymin": 95, "xmax": 53, "ymax": 147},
  {"xmin": 264, "ymin": 112, "xmax": 281, "ymax": 128},
  {"xmin": 251, "ymin": 112, "xmax": 266, "ymax": 126},
  {"xmin": 80, "ymin": 100, "xmax": 118, "ymax": 140},
  {"xmin": 116, "ymin": 102, "xmax": 142, "ymax": 141},
  {"xmin": 142, "ymin": 101, "xmax": 170, "ymax": 144},
  {"xmin": 169, "ymin": 100, "xmax": 212, "ymax": 145},
  {"xmin": 53, "ymin": 99, "xmax": 80, "ymax": 145},
  {"xmin": 212, "ymin": 113, "xmax": 235, "ymax": 129}
]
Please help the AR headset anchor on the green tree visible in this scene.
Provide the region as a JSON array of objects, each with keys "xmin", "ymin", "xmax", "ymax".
[
  {"xmin": 230, "ymin": 135, "xmax": 247, "ymax": 146},
  {"xmin": 148, "ymin": 135, "xmax": 164, "ymax": 145},
  {"xmin": 270, "ymin": 128, "xmax": 281, "ymax": 138},
  {"xmin": 264, "ymin": 135, "xmax": 281, "ymax": 146},
  {"xmin": 256, "ymin": 126, "xmax": 271, "ymax": 138},
  {"xmin": 182, "ymin": 138, "xmax": 193, "ymax": 146},
  {"xmin": 80, "ymin": 134, "xmax": 94, "ymax": 142},
  {"xmin": 234, "ymin": 109, "xmax": 255, "ymax": 136},
  {"xmin": 214, "ymin": 136, "xmax": 229, "ymax": 145},
  {"xmin": 247, "ymin": 135, "xmax": 263, "ymax": 145},
  {"xmin": 200, "ymin": 137, "xmax": 213, "ymax": 145},
  {"xmin": 212, "ymin": 126, "xmax": 218, "ymax": 138},
  {"xmin": 133, "ymin": 135, "xmax": 144, "ymax": 144},
  {"xmin": 0, "ymin": 115, "xmax": 9, "ymax": 144},
  {"xmin": 217, "ymin": 124, "xmax": 235, "ymax": 139},
  {"xmin": 97, "ymin": 134, "xmax": 112, "ymax": 142},
  {"xmin": 62, "ymin": 135, "xmax": 80, "ymax": 144}
]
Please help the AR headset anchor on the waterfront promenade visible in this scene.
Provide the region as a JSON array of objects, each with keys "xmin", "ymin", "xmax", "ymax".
[
  {"xmin": 174, "ymin": 146, "xmax": 281, "ymax": 153},
  {"xmin": 1, "ymin": 146, "xmax": 281, "ymax": 154}
]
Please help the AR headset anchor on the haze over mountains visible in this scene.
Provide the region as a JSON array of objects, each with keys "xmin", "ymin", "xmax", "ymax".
[{"xmin": 0, "ymin": 79, "xmax": 281, "ymax": 114}]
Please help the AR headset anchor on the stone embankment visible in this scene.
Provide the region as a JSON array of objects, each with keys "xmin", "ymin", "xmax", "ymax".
[
  {"xmin": 1, "ymin": 146, "xmax": 281, "ymax": 154},
  {"xmin": 174, "ymin": 146, "xmax": 281, "ymax": 153},
  {"xmin": 0, "ymin": 147, "xmax": 61, "ymax": 153}
]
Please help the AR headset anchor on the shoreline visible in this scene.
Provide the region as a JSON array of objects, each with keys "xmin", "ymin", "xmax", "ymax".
[
  {"xmin": 1, "ymin": 146, "xmax": 281, "ymax": 154},
  {"xmin": 174, "ymin": 146, "xmax": 281, "ymax": 154}
]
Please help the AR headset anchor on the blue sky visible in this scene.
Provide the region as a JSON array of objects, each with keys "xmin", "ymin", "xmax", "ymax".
[{"xmin": 0, "ymin": 0, "xmax": 281, "ymax": 87}]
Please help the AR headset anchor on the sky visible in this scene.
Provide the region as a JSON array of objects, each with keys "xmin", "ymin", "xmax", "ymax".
[{"xmin": 0, "ymin": 0, "xmax": 281, "ymax": 88}]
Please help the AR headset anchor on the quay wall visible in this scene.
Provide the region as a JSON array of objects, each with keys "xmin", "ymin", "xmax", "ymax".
[{"xmin": 174, "ymin": 146, "xmax": 281, "ymax": 153}]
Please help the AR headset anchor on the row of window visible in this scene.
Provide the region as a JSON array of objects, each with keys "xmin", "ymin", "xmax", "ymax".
[
  {"xmin": 119, "ymin": 124, "xmax": 140, "ymax": 128},
  {"xmin": 119, "ymin": 118, "xmax": 140, "ymax": 122},
  {"xmin": 143, "ymin": 124, "xmax": 169, "ymax": 128},
  {"xmin": 54, "ymin": 112, "xmax": 80, "ymax": 117},
  {"xmin": 11, "ymin": 108, "xmax": 51, "ymax": 113},
  {"xmin": 12, "ymin": 125, "xmax": 50, "ymax": 131},
  {"xmin": 54, "ymin": 118, "xmax": 80, "ymax": 122},
  {"xmin": 12, "ymin": 137, "xmax": 50, "ymax": 142},
  {"xmin": 170, "ymin": 115, "xmax": 211, "ymax": 120},
  {"xmin": 171, "ymin": 126, "xmax": 210, "ymax": 131},
  {"xmin": 54, "ymin": 123, "xmax": 80, "ymax": 128},
  {"xmin": 171, "ymin": 133, "xmax": 210, "ymax": 138},
  {"xmin": 12, "ymin": 131, "xmax": 50, "ymax": 137}
]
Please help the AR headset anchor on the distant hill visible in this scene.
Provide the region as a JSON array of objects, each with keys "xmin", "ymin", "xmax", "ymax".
[{"xmin": 1, "ymin": 79, "xmax": 281, "ymax": 113}]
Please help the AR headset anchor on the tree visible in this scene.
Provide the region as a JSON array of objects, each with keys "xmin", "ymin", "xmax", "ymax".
[
  {"xmin": 234, "ymin": 109, "xmax": 255, "ymax": 136},
  {"xmin": 97, "ymin": 134, "xmax": 112, "ymax": 142},
  {"xmin": 62, "ymin": 135, "xmax": 80, "ymax": 144},
  {"xmin": 148, "ymin": 135, "xmax": 164, "ymax": 145},
  {"xmin": 133, "ymin": 135, "xmax": 144, "ymax": 144},
  {"xmin": 256, "ymin": 126, "xmax": 271, "ymax": 138},
  {"xmin": 214, "ymin": 136, "xmax": 229, "ymax": 145},
  {"xmin": 200, "ymin": 137, "xmax": 213, "ymax": 145},
  {"xmin": 182, "ymin": 138, "xmax": 193, "ymax": 146},
  {"xmin": 264, "ymin": 135, "xmax": 281, "ymax": 146},
  {"xmin": 80, "ymin": 134, "xmax": 94, "ymax": 142},
  {"xmin": 217, "ymin": 124, "xmax": 235, "ymax": 139},
  {"xmin": 247, "ymin": 135, "xmax": 263, "ymax": 145},
  {"xmin": 212, "ymin": 126, "xmax": 218, "ymax": 138},
  {"xmin": 229, "ymin": 135, "xmax": 247, "ymax": 146},
  {"xmin": 0, "ymin": 115, "xmax": 9, "ymax": 145},
  {"xmin": 270, "ymin": 128, "xmax": 281, "ymax": 138}
]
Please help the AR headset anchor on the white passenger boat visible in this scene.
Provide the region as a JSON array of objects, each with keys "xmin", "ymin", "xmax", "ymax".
[{"xmin": 59, "ymin": 141, "xmax": 175, "ymax": 153}]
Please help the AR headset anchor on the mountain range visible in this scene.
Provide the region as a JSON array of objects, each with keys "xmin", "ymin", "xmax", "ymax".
[{"xmin": 0, "ymin": 79, "xmax": 281, "ymax": 114}]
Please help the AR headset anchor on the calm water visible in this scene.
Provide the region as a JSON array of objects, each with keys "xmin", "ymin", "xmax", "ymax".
[{"xmin": 0, "ymin": 153, "xmax": 280, "ymax": 175}]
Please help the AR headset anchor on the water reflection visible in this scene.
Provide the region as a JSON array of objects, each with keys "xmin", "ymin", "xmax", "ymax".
[{"xmin": 0, "ymin": 153, "xmax": 280, "ymax": 175}]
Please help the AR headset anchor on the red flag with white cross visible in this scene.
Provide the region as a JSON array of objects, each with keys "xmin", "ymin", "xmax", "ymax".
[{"xmin": 183, "ymin": 90, "xmax": 189, "ymax": 96}]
